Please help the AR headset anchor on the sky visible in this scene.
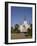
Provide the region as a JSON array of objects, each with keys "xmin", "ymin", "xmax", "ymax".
[{"xmin": 11, "ymin": 6, "xmax": 32, "ymax": 26}]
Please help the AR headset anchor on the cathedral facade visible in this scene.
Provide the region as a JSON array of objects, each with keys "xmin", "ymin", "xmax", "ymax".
[{"xmin": 19, "ymin": 20, "xmax": 30, "ymax": 32}]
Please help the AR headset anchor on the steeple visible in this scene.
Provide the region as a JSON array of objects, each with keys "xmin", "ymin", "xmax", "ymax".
[
  {"xmin": 24, "ymin": 16, "xmax": 26, "ymax": 21},
  {"xmin": 24, "ymin": 16, "xmax": 27, "ymax": 24}
]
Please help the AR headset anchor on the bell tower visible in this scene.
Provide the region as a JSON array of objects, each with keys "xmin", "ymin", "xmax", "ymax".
[{"xmin": 24, "ymin": 16, "xmax": 27, "ymax": 24}]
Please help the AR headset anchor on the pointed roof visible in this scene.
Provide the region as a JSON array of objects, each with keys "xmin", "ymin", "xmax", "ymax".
[{"xmin": 24, "ymin": 16, "xmax": 26, "ymax": 20}]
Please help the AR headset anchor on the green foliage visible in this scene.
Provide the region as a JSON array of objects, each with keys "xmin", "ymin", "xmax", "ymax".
[
  {"xmin": 11, "ymin": 27, "xmax": 13, "ymax": 33},
  {"xmin": 27, "ymin": 24, "xmax": 32, "ymax": 36},
  {"xmin": 11, "ymin": 24, "xmax": 20, "ymax": 33},
  {"xmin": 15, "ymin": 24, "xmax": 19, "ymax": 29}
]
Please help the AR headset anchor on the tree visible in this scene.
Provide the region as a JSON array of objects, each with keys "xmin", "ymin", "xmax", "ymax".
[
  {"xmin": 30, "ymin": 24, "xmax": 32, "ymax": 30},
  {"xmin": 15, "ymin": 24, "xmax": 19, "ymax": 29},
  {"xmin": 11, "ymin": 27, "xmax": 13, "ymax": 33},
  {"xmin": 12, "ymin": 24, "xmax": 20, "ymax": 33},
  {"xmin": 27, "ymin": 24, "xmax": 32, "ymax": 36}
]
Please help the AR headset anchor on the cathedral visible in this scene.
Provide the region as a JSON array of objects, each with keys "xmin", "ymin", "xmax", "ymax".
[{"xmin": 19, "ymin": 16, "xmax": 30, "ymax": 32}]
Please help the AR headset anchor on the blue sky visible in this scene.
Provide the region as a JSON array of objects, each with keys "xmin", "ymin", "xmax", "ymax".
[{"xmin": 11, "ymin": 6, "xmax": 32, "ymax": 26}]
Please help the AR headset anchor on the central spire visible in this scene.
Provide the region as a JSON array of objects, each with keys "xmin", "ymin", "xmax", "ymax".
[
  {"xmin": 24, "ymin": 16, "xmax": 27, "ymax": 24},
  {"xmin": 24, "ymin": 16, "xmax": 26, "ymax": 20}
]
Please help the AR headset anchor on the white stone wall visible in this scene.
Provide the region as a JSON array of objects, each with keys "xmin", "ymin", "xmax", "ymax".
[{"xmin": 19, "ymin": 24, "xmax": 30, "ymax": 32}]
